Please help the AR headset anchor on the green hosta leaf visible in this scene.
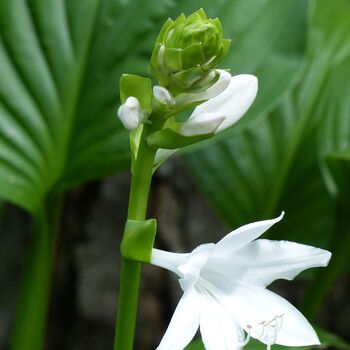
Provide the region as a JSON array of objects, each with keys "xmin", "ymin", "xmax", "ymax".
[
  {"xmin": 184, "ymin": 101, "xmax": 333, "ymax": 247},
  {"xmin": 297, "ymin": 0, "xmax": 350, "ymax": 113},
  {"xmin": 308, "ymin": 0, "xmax": 350, "ymax": 65},
  {"xmin": 324, "ymin": 153, "xmax": 350, "ymax": 199},
  {"xmin": 317, "ymin": 60, "xmax": 350, "ymax": 201},
  {"xmin": 184, "ymin": 0, "xmax": 350, "ymax": 247},
  {"xmin": 176, "ymin": 0, "xmax": 308, "ymax": 134},
  {"xmin": 295, "ymin": 0, "xmax": 350, "ymax": 319},
  {"xmin": 0, "ymin": 0, "xmax": 174, "ymax": 213}
]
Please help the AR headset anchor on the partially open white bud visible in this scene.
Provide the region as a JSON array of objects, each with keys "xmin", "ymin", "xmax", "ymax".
[
  {"xmin": 153, "ymin": 86, "xmax": 175, "ymax": 105},
  {"xmin": 180, "ymin": 113, "xmax": 225, "ymax": 136},
  {"xmin": 190, "ymin": 74, "xmax": 258, "ymax": 132},
  {"xmin": 175, "ymin": 69, "xmax": 231, "ymax": 107},
  {"xmin": 117, "ymin": 96, "xmax": 146, "ymax": 130}
]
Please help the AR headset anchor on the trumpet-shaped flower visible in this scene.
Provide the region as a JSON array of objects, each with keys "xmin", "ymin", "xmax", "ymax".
[{"xmin": 151, "ymin": 212, "xmax": 331, "ymax": 350}]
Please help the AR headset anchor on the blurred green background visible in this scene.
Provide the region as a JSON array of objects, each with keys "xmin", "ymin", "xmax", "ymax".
[{"xmin": 0, "ymin": 0, "xmax": 349, "ymax": 349}]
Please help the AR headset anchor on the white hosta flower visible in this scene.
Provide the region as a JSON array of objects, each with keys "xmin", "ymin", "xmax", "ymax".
[
  {"xmin": 151, "ymin": 212, "xmax": 331, "ymax": 350},
  {"xmin": 117, "ymin": 96, "xmax": 147, "ymax": 130},
  {"xmin": 154, "ymin": 72, "xmax": 258, "ymax": 166},
  {"xmin": 181, "ymin": 73, "xmax": 258, "ymax": 135}
]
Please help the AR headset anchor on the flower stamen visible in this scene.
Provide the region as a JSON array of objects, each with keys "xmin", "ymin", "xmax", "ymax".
[
  {"xmin": 254, "ymin": 314, "xmax": 285, "ymax": 350},
  {"xmin": 239, "ymin": 325, "xmax": 252, "ymax": 346}
]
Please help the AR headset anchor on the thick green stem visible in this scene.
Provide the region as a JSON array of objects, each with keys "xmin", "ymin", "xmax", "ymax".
[
  {"xmin": 114, "ymin": 120, "xmax": 162, "ymax": 350},
  {"xmin": 301, "ymin": 203, "xmax": 350, "ymax": 320},
  {"xmin": 11, "ymin": 196, "xmax": 62, "ymax": 350}
]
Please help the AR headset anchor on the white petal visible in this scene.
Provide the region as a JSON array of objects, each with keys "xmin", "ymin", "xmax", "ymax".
[
  {"xmin": 180, "ymin": 113, "xmax": 225, "ymax": 136},
  {"xmin": 198, "ymin": 291, "xmax": 243, "ymax": 350},
  {"xmin": 190, "ymin": 74, "xmax": 258, "ymax": 132},
  {"xmin": 199, "ymin": 69, "xmax": 232, "ymax": 100},
  {"xmin": 178, "ymin": 244, "xmax": 215, "ymax": 291},
  {"xmin": 213, "ymin": 212, "xmax": 284, "ymax": 257},
  {"xmin": 175, "ymin": 69, "xmax": 231, "ymax": 106},
  {"xmin": 210, "ymin": 283, "xmax": 320, "ymax": 347},
  {"xmin": 153, "ymin": 86, "xmax": 175, "ymax": 105},
  {"xmin": 156, "ymin": 288, "xmax": 200, "ymax": 350},
  {"xmin": 224, "ymin": 239, "xmax": 331, "ymax": 287},
  {"xmin": 151, "ymin": 248, "xmax": 189, "ymax": 276}
]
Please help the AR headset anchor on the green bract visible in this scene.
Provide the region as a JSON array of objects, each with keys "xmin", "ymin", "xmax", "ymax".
[{"xmin": 151, "ymin": 9, "xmax": 231, "ymax": 93}]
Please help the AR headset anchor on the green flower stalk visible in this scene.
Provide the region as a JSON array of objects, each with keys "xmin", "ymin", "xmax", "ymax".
[
  {"xmin": 114, "ymin": 9, "xmax": 258, "ymax": 350},
  {"xmin": 151, "ymin": 9, "xmax": 231, "ymax": 94}
]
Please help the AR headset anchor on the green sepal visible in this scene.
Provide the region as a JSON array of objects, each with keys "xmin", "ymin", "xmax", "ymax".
[
  {"xmin": 212, "ymin": 17, "xmax": 223, "ymax": 37},
  {"xmin": 120, "ymin": 219, "xmax": 157, "ymax": 263},
  {"xmin": 164, "ymin": 48, "xmax": 183, "ymax": 73},
  {"xmin": 120, "ymin": 74, "xmax": 152, "ymax": 113},
  {"xmin": 187, "ymin": 8, "xmax": 207, "ymax": 22},
  {"xmin": 147, "ymin": 120, "xmax": 214, "ymax": 149},
  {"xmin": 182, "ymin": 43, "xmax": 205, "ymax": 69},
  {"xmin": 155, "ymin": 18, "xmax": 174, "ymax": 45},
  {"xmin": 171, "ymin": 67, "xmax": 204, "ymax": 89},
  {"xmin": 130, "ymin": 125, "xmax": 143, "ymax": 174}
]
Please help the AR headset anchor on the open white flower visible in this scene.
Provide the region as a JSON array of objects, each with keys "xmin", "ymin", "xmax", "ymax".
[{"xmin": 151, "ymin": 212, "xmax": 331, "ymax": 350}]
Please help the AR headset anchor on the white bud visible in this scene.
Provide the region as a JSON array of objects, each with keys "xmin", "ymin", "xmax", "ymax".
[
  {"xmin": 117, "ymin": 96, "xmax": 145, "ymax": 130},
  {"xmin": 153, "ymin": 86, "xmax": 175, "ymax": 105}
]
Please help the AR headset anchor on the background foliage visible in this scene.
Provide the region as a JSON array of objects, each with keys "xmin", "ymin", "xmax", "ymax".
[{"xmin": 0, "ymin": 0, "xmax": 349, "ymax": 349}]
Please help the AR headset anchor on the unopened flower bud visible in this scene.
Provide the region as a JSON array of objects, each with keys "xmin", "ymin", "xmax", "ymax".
[
  {"xmin": 151, "ymin": 9, "xmax": 231, "ymax": 94},
  {"xmin": 117, "ymin": 97, "xmax": 146, "ymax": 130},
  {"xmin": 153, "ymin": 86, "xmax": 176, "ymax": 105}
]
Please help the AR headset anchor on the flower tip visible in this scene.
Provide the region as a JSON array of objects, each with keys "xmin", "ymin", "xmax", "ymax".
[
  {"xmin": 247, "ymin": 74, "xmax": 258, "ymax": 89},
  {"xmin": 274, "ymin": 211, "xmax": 285, "ymax": 222},
  {"xmin": 322, "ymin": 250, "xmax": 332, "ymax": 266},
  {"xmin": 308, "ymin": 333, "xmax": 321, "ymax": 346},
  {"xmin": 239, "ymin": 74, "xmax": 258, "ymax": 95}
]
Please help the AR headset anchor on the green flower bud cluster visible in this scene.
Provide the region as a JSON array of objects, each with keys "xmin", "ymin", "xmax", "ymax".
[{"xmin": 151, "ymin": 9, "xmax": 231, "ymax": 94}]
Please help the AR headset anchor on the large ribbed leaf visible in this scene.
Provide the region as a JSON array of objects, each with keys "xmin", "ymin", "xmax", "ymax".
[
  {"xmin": 185, "ymin": 101, "xmax": 333, "ymax": 245},
  {"xmin": 318, "ymin": 60, "xmax": 350, "ymax": 200},
  {"xmin": 298, "ymin": 3, "xmax": 350, "ymax": 316},
  {"xmin": 184, "ymin": 0, "xmax": 350, "ymax": 246},
  {"xmin": 0, "ymin": 0, "xmax": 174, "ymax": 214}
]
